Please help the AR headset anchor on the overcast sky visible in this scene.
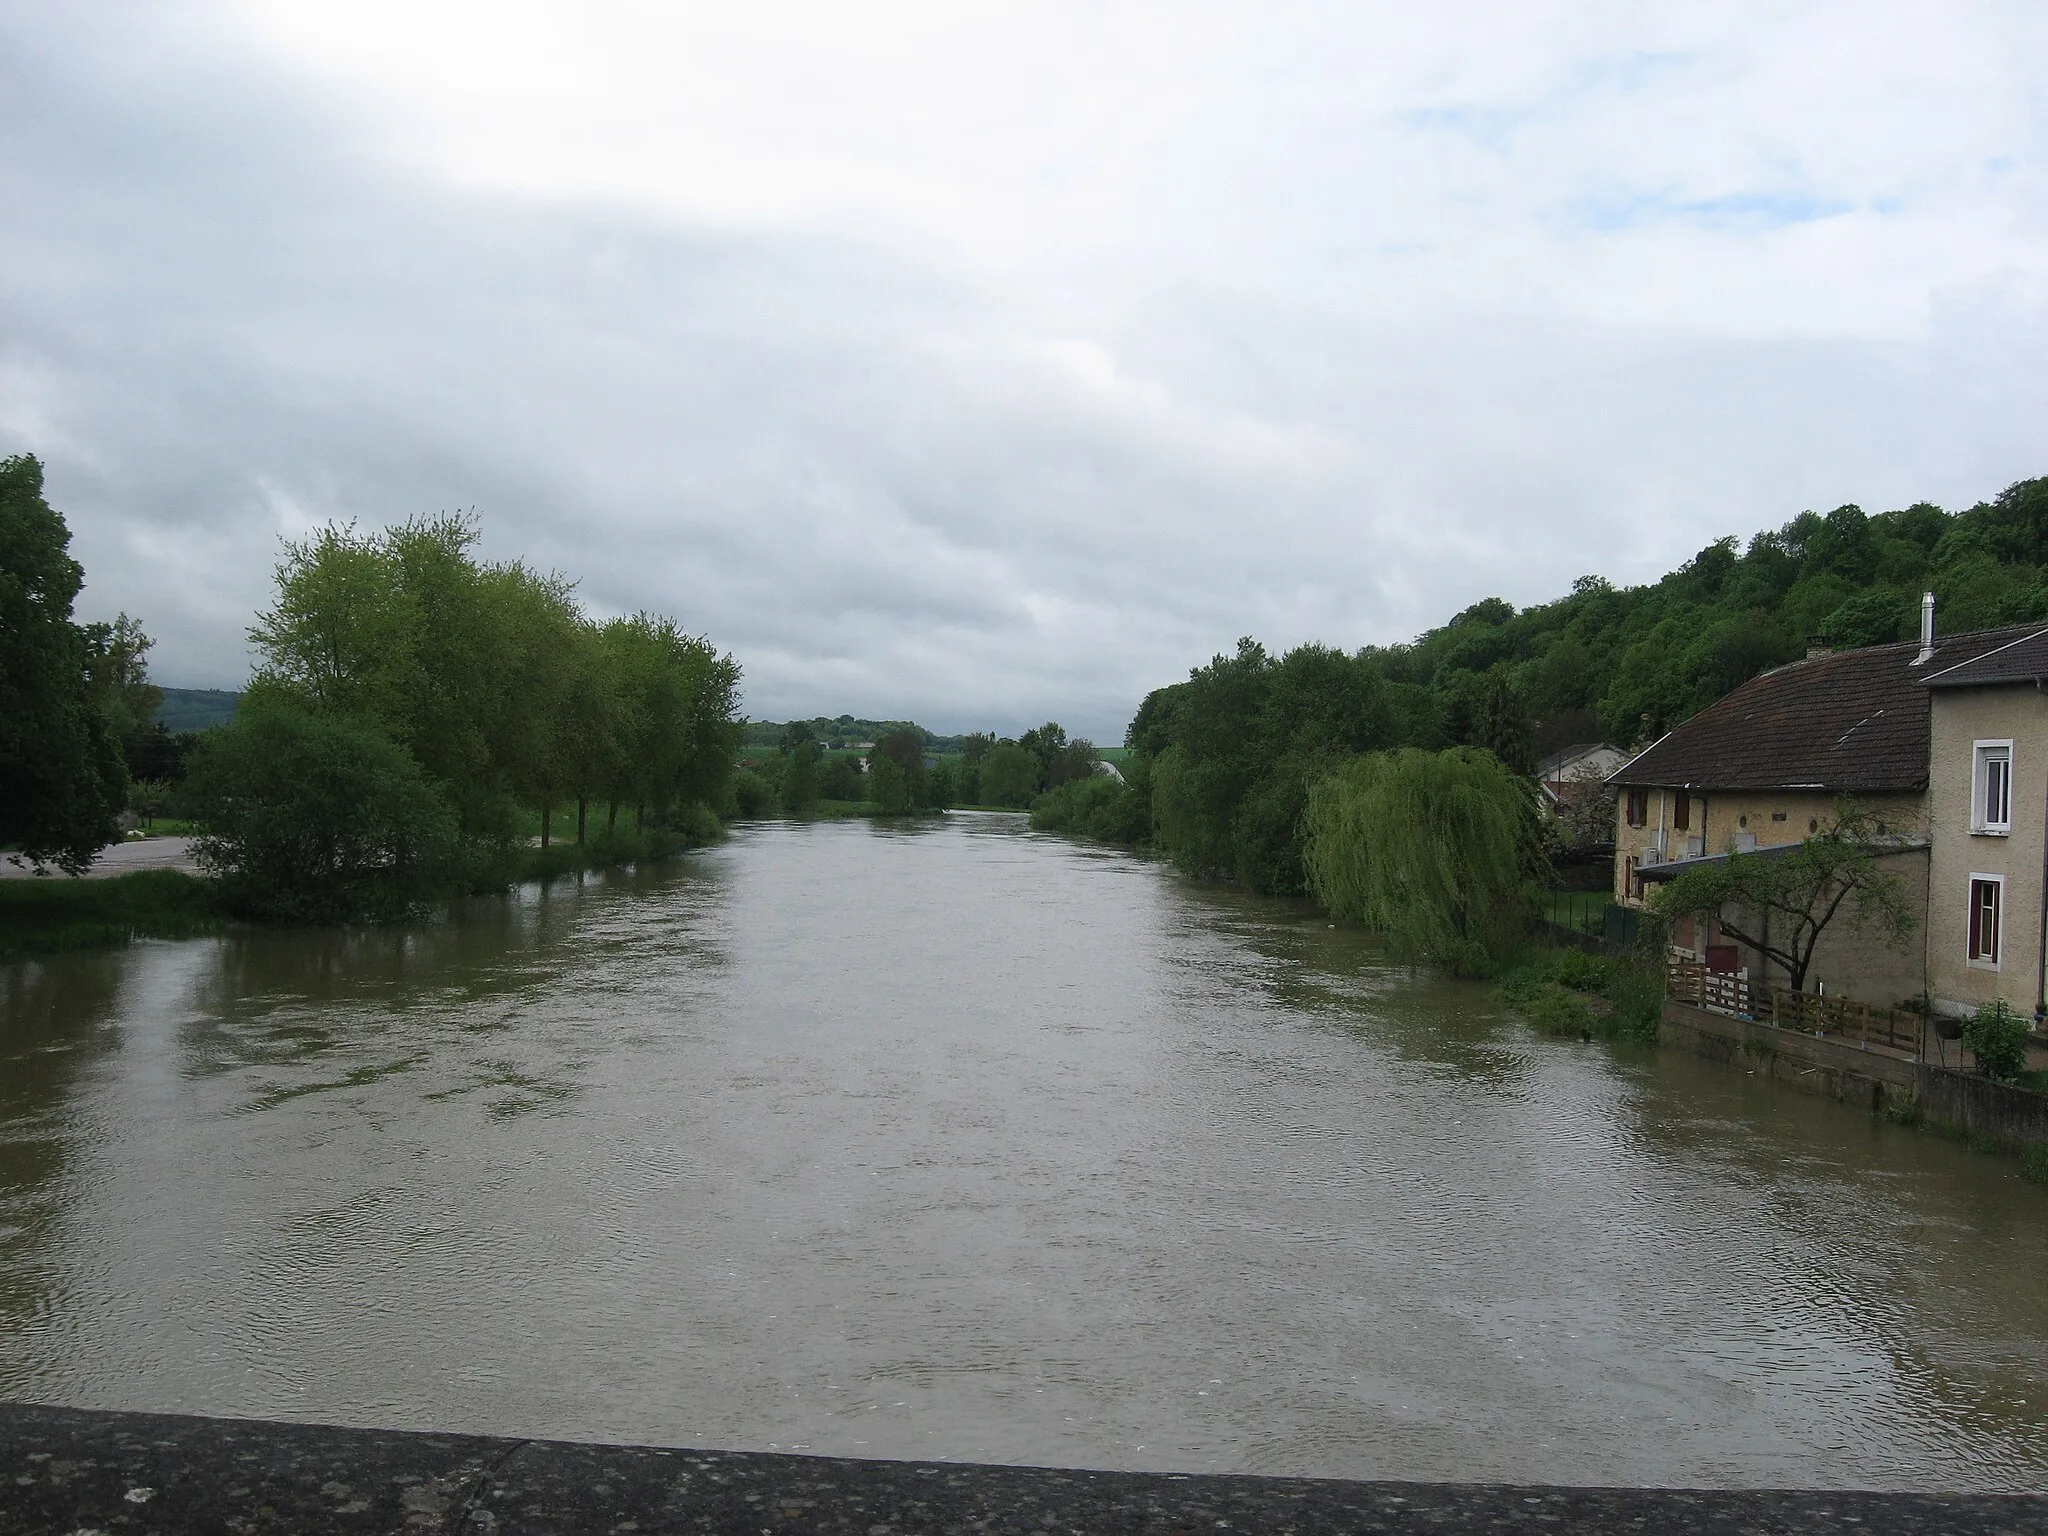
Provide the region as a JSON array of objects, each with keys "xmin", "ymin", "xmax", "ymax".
[{"xmin": 5, "ymin": 2, "xmax": 2045, "ymax": 738}]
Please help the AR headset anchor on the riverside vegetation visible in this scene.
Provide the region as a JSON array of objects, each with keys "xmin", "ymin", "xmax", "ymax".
[{"xmin": 1, "ymin": 457, "xmax": 740, "ymax": 938}]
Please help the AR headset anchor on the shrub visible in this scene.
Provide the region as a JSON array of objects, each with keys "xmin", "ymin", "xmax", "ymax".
[
  {"xmin": 183, "ymin": 700, "xmax": 460, "ymax": 923},
  {"xmin": 1964, "ymin": 999, "xmax": 2032, "ymax": 1083},
  {"xmin": 1030, "ymin": 774, "xmax": 1148, "ymax": 842},
  {"xmin": 1550, "ymin": 947, "xmax": 1612, "ymax": 993},
  {"xmin": 730, "ymin": 767, "xmax": 777, "ymax": 818},
  {"xmin": 1521, "ymin": 980, "xmax": 1593, "ymax": 1037}
]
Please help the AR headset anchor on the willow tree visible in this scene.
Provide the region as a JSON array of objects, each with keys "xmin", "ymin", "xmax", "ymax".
[{"xmin": 1303, "ymin": 747, "xmax": 1546, "ymax": 974}]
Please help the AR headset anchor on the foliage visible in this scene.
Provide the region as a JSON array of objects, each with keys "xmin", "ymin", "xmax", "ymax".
[
  {"xmin": 781, "ymin": 739, "xmax": 822, "ymax": 811},
  {"xmin": 1497, "ymin": 945, "xmax": 1660, "ymax": 1045},
  {"xmin": 1029, "ymin": 772, "xmax": 1149, "ymax": 842},
  {"xmin": 730, "ymin": 768, "xmax": 778, "ymax": 818},
  {"xmin": 0, "ymin": 455, "xmax": 127, "ymax": 872},
  {"xmin": 1551, "ymin": 775, "xmax": 1617, "ymax": 850},
  {"xmin": 1963, "ymin": 999, "xmax": 2032, "ymax": 1084},
  {"xmin": 819, "ymin": 754, "xmax": 865, "ymax": 801},
  {"xmin": 185, "ymin": 700, "xmax": 461, "ymax": 923},
  {"xmin": 1304, "ymin": 747, "xmax": 1547, "ymax": 975},
  {"xmin": 1647, "ymin": 803, "xmax": 1915, "ymax": 993},
  {"xmin": 0, "ymin": 868, "xmax": 221, "ymax": 960},
  {"xmin": 127, "ymin": 777, "xmax": 176, "ymax": 830},
  {"xmin": 240, "ymin": 514, "xmax": 739, "ymax": 891},
  {"xmin": 868, "ymin": 754, "xmax": 914, "ymax": 813},
  {"xmin": 979, "ymin": 742, "xmax": 1040, "ymax": 807},
  {"xmin": 1100, "ymin": 475, "xmax": 2048, "ymax": 899},
  {"xmin": 1130, "ymin": 639, "xmax": 1397, "ymax": 891}
]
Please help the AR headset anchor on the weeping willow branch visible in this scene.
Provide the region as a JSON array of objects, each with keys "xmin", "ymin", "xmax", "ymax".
[{"xmin": 1304, "ymin": 747, "xmax": 1548, "ymax": 975}]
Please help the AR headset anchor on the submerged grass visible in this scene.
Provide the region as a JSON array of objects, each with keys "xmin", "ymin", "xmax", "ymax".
[
  {"xmin": 0, "ymin": 868, "xmax": 224, "ymax": 960},
  {"xmin": 1497, "ymin": 942, "xmax": 1662, "ymax": 1046}
]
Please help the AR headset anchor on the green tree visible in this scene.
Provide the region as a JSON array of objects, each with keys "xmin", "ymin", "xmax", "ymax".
[
  {"xmin": 869, "ymin": 729, "xmax": 928, "ymax": 811},
  {"xmin": 81, "ymin": 613, "xmax": 164, "ymax": 742},
  {"xmin": 782, "ymin": 739, "xmax": 822, "ymax": 812},
  {"xmin": 186, "ymin": 699, "xmax": 459, "ymax": 922},
  {"xmin": 0, "ymin": 455, "xmax": 126, "ymax": 872},
  {"xmin": 1304, "ymin": 747, "xmax": 1546, "ymax": 975},
  {"xmin": 980, "ymin": 742, "xmax": 1039, "ymax": 807},
  {"xmin": 1646, "ymin": 803, "xmax": 1915, "ymax": 994}
]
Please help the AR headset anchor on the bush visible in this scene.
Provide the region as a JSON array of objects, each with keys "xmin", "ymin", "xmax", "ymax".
[
  {"xmin": 1498, "ymin": 945, "xmax": 1661, "ymax": 1046},
  {"xmin": 730, "ymin": 767, "xmax": 777, "ymax": 818},
  {"xmin": 1029, "ymin": 774, "xmax": 1149, "ymax": 842},
  {"xmin": 2023, "ymin": 1142, "xmax": 2048, "ymax": 1187},
  {"xmin": 1550, "ymin": 947, "xmax": 1612, "ymax": 993},
  {"xmin": 1521, "ymin": 980, "xmax": 1593, "ymax": 1037},
  {"xmin": 184, "ymin": 701, "xmax": 460, "ymax": 923},
  {"xmin": 1964, "ymin": 999, "xmax": 2032, "ymax": 1083}
]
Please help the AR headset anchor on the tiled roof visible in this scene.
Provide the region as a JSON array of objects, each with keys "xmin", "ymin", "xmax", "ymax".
[
  {"xmin": 1921, "ymin": 626, "xmax": 2048, "ymax": 689},
  {"xmin": 1607, "ymin": 626, "xmax": 2039, "ymax": 793}
]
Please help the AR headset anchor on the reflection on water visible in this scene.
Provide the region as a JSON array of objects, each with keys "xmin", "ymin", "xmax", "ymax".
[{"xmin": 2, "ymin": 814, "xmax": 2047, "ymax": 1489}]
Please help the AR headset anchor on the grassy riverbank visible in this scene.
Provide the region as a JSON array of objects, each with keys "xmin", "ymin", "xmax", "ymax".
[
  {"xmin": 1498, "ymin": 944, "xmax": 1663, "ymax": 1045},
  {"xmin": 0, "ymin": 869, "xmax": 223, "ymax": 960}
]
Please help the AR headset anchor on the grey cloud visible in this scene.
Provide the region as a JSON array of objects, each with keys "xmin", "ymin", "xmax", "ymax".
[{"xmin": 4, "ymin": 6, "xmax": 2045, "ymax": 742}]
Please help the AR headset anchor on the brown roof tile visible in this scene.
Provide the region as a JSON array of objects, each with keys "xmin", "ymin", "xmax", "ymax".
[
  {"xmin": 1921, "ymin": 626, "xmax": 2048, "ymax": 689},
  {"xmin": 1607, "ymin": 626, "xmax": 2038, "ymax": 793}
]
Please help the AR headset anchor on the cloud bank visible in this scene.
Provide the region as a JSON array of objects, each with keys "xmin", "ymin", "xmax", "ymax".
[{"xmin": 4, "ymin": 1, "xmax": 2045, "ymax": 738}]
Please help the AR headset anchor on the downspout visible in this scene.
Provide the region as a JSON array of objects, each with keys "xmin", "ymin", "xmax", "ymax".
[{"xmin": 2036, "ymin": 676, "xmax": 2048, "ymax": 1024}]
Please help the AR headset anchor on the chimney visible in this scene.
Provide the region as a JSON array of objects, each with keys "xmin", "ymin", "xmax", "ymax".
[
  {"xmin": 1914, "ymin": 591, "xmax": 1936, "ymax": 664},
  {"xmin": 1805, "ymin": 635, "xmax": 1833, "ymax": 660}
]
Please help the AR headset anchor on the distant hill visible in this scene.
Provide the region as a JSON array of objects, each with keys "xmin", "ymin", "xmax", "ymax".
[
  {"xmin": 156, "ymin": 687, "xmax": 241, "ymax": 732},
  {"xmin": 743, "ymin": 716, "xmax": 973, "ymax": 754}
]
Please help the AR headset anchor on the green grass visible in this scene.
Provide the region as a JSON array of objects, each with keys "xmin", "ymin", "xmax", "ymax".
[
  {"xmin": 1498, "ymin": 942, "xmax": 1661, "ymax": 1045},
  {"xmin": 0, "ymin": 869, "xmax": 222, "ymax": 960}
]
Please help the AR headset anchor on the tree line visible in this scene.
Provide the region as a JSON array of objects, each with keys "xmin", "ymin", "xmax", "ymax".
[
  {"xmin": 1031, "ymin": 473, "xmax": 2048, "ymax": 973},
  {"xmin": 190, "ymin": 513, "xmax": 740, "ymax": 919},
  {"xmin": 734, "ymin": 719, "xmax": 1107, "ymax": 816}
]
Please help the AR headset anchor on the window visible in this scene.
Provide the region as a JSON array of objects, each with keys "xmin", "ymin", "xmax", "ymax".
[
  {"xmin": 1623, "ymin": 855, "xmax": 1641, "ymax": 901},
  {"xmin": 1625, "ymin": 789, "xmax": 1648, "ymax": 828},
  {"xmin": 1968, "ymin": 876, "xmax": 2003, "ymax": 967},
  {"xmin": 1770, "ymin": 811, "xmax": 1786, "ymax": 822},
  {"xmin": 1974, "ymin": 741, "xmax": 2013, "ymax": 834},
  {"xmin": 1672, "ymin": 793, "xmax": 1689, "ymax": 831}
]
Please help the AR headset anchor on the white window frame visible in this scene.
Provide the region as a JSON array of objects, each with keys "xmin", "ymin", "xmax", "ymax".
[
  {"xmin": 1972, "ymin": 739, "xmax": 2013, "ymax": 835},
  {"xmin": 1967, "ymin": 872, "xmax": 2005, "ymax": 970}
]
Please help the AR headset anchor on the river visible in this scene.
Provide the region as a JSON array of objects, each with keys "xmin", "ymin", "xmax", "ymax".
[{"xmin": 3, "ymin": 813, "xmax": 2046, "ymax": 1489}]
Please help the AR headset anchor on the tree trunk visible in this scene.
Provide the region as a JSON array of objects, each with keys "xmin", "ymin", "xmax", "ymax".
[
  {"xmin": 577, "ymin": 795, "xmax": 587, "ymax": 844},
  {"xmin": 541, "ymin": 805, "xmax": 551, "ymax": 848},
  {"xmin": 607, "ymin": 798, "xmax": 619, "ymax": 833}
]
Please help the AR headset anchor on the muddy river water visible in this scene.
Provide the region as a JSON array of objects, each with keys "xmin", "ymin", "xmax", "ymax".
[{"xmin": 3, "ymin": 814, "xmax": 2046, "ymax": 1489}]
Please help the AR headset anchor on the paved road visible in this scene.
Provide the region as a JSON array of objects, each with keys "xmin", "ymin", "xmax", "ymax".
[{"xmin": 0, "ymin": 835, "xmax": 203, "ymax": 880}]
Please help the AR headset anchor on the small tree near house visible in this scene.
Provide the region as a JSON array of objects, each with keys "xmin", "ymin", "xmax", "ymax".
[{"xmin": 1647, "ymin": 802, "xmax": 1916, "ymax": 994}]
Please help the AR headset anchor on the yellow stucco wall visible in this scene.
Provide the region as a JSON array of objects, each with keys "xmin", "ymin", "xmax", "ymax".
[
  {"xmin": 1925, "ymin": 685, "xmax": 2048, "ymax": 1019},
  {"xmin": 1611, "ymin": 786, "xmax": 1928, "ymax": 1008},
  {"xmin": 1611, "ymin": 787, "xmax": 1922, "ymax": 906}
]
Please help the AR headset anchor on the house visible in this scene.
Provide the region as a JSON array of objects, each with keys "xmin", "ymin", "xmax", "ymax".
[
  {"xmin": 1606, "ymin": 611, "xmax": 2036, "ymax": 1006},
  {"xmin": 1921, "ymin": 626, "xmax": 2048, "ymax": 1021},
  {"xmin": 1536, "ymin": 742, "xmax": 1625, "ymax": 809}
]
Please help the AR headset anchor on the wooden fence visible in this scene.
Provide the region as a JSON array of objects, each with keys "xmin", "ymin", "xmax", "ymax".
[{"xmin": 1665, "ymin": 962, "xmax": 1924, "ymax": 1055}]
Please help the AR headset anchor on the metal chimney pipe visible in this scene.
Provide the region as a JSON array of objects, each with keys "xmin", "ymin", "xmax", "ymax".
[{"xmin": 1915, "ymin": 591, "xmax": 1936, "ymax": 664}]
